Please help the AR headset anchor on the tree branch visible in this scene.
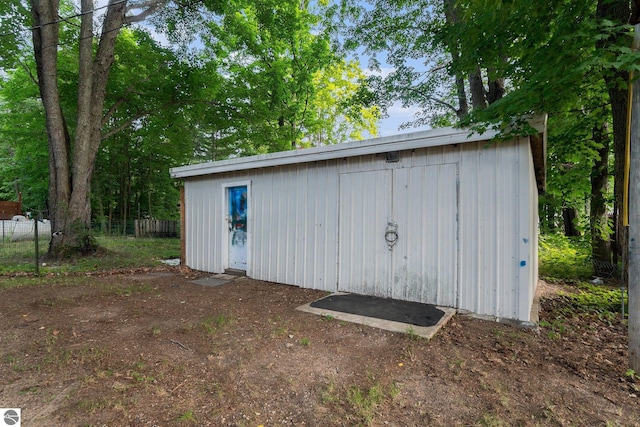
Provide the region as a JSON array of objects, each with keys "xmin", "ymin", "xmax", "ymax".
[
  {"xmin": 18, "ymin": 59, "xmax": 39, "ymax": 87},
  {"xmin": 405, "ymin": 86, "xmax": 459, "ymax": 115},
  {"xmin": 102, "ymin": 80, "xmax": 150, "ymax": 126},
  {"xmin": 100, "ymin": 100, "xmax": 181, "ymax": 140},
  {"xmin": 124, "ymin": 0, "xmax": 168, "ymax": 24}
]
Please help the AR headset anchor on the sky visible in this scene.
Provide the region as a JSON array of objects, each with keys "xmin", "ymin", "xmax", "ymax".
[
  {"xmin": 359, "ymin": 62, "xmax": 432, "ymax": 137},
  {"xmin": 371, "ymin": 103, "xmax": 428, "ymax": 137}
]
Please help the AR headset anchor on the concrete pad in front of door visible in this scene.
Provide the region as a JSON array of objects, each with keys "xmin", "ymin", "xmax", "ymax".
[
  {"xmin": 297, "ymin": 292, "xmax": 456, "ymax": 339},
  {"xmin": 190, "ymin": 274, "xmax": 237, "ymax": 287}
]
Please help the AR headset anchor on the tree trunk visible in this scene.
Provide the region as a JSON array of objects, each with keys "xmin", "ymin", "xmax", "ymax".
[
  {"xmin": 468, "ymin": 66, "xmax": 487, "ymax": 110},
  {"xmin": 562, "ymin": 206, "xmax": 580, "ymax": 237},
  {"xmin": 486, "ymin": 68, "xmax": 505, "ymax": 105},
  {"xmin": 590, "ymin": 122, "xmax": 613, "ymax": 276},
  {"xmin": 31, "ymin": 0, "xmax": 72, "ymax": 251},
  {"xmin": 31, "ymin": 0, "xmax": 128, "ymax": 257},
  {"xmin": 443, "ymin": 0, "xmax": 468, "ymax": 119},
  {"xmin": 610, "ymin": 81, "xmax": 629, "ymax": 276},
  {"xmin": 596, "ymin": 0, "xmax": 631, "ymax": 280}
]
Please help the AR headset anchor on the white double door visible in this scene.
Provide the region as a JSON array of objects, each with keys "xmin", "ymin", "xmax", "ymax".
[{"xmin": 338, "ymin": 164, "xmax": 458, "ymax": 306}]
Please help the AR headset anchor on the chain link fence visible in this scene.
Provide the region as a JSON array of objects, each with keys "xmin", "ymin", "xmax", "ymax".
[{"xmin": 0, "ymin": 211, "xmax": 180, "ymax": 273}]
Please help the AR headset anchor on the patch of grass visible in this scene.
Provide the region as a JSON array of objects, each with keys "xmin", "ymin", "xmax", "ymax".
[
  {"xmin": 202, "ymin": 314, "xmax": 234, "ymax": 334},
  {"xmin": 299, "ymin": 337, "xmax": 310, "ymax": 346},
  {"xmin": 270, "ymin": 315, "xmax": 290, "ymax": 336},
  {"xmin": 19, "ymin": 385, "xmax": 40, "ymax": 395},
  {"xmin": 177, "ymin": 409, "xmax": 197, "ymax": 423},
  {"xmin": 538, "ymin": 233, "xmax": 592, "ymax": 280},
  {"xmin": 448, "ymin": 354, "xmax": 466, "ymax": 377},
  {"xmin": 130, "ymin": 370, "xmax": 155, "ymax": 384},
  {"xmin": 322, "ymin": 377, "xmax": 399, "ymax": 425},
  {"xmin": 405, "ymin": 326, "xmax": 421, "ymax": 341},
  {"xmin": 76, "ymin": 346, "xmax": 109, "ymax": 366},
  {"xmin": 76, "ymin": 398, "xmax": 109, "ymax": 413},
  {"xmin": 478, "ymin": 412, "xmax": 505, "ymax": 427},
  {"xmin": 346, "ymin": 382, "xmax": 385, "ymax": 424},
  {"xmin": 539, "ymin": 319, "xmax": 567, "ymax": 339},
  {"xmin": 0, "ymin": 238, "xmax": 50, "ymax": 273},
  {"xmin": 0, "ymin": 274, "xmax": 91, "ymax": 290},
  {"xmin": 321, "ymin": 381, "xmax": 337, "ymax": 404},
  {"xmin": 3, "ymin": 355, "xmax": 26, "ymax": 372},
  {"xmin": 625, "ymin": 369, "xmax": 639, "ymax": 381},
  {"xmin": 0, "ymin": 237, "xmax": 180, "ymax": 274},
  {"xmin": 103, "ymin": 283, "xmax": 154, "ymax": 297}
]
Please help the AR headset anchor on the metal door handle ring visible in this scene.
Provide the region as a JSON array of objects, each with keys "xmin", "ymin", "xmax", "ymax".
[{"xmin": 385, "ymin": 230, "xmax": 398, "ymax": 248}]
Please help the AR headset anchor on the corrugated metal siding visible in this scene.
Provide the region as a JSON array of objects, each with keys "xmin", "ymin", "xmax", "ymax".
[
  {"xmin": 185, "ymin": 163, "xmax": 340, "ymax": 292},
  {"xmin": 251, "ymin": 163, "xmax": 340, "ymax": 288},
  {"xmin": 456, "ymin": 139, "xmax": 536, "ymax": 320},
  {"xmin": 184, "ymin": 177, "xmax": 222, "ymax": 273},
  {"xmin": 390, "ymin": 164, "xmax": 458, "ymax": 306},
  {"xmin": 338, "ymin": 169, "xmax": 393, "ymax": 298},
  {"xmin": 182, "ymin": 136, "xmax": 538, "ymax": 322}
]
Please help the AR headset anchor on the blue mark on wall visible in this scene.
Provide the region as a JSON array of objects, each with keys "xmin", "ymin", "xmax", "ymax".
[
  {"xmin": 520, "ymin": 260, "xmax": 527, "ymax": 267},
  {"xmin": 523, "ymin": 238, "xmax": 529, "ymax": 244}
]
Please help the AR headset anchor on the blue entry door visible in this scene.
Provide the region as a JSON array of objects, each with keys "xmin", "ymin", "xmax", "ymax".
[{"xmin": 228, "ymin": 186, "xmax": 248, "ymax": 270}]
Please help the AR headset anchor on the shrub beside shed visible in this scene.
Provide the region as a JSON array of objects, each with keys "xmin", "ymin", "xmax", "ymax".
[{"xmin": 170, "ymin": 117, "xmax": 546, "ymax": 323}]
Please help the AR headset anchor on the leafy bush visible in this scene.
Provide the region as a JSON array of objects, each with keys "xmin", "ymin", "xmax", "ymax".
[
  {"xmin": 538, "ymin": 233, "xmax": 593, "ymax": 280},
  {"xmin": 541, "ymin": 283, "xmax": 627, "ymax": 321},
  {"xmin": 568, "ymin": 283, "xmax": 627, "ymax": 316}
]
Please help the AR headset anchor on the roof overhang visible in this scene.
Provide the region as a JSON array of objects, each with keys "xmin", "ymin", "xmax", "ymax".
[{"xmin": 527, "ymin": 115, "xmax": 547, "ymax": 193}]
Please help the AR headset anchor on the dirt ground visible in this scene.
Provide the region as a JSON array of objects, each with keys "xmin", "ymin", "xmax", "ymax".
[{"xmin": 0, "ymin": 268, "xmax": 638, "ymax": 427}]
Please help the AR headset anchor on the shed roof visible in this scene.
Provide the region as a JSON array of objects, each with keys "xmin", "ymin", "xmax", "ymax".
[{"xmin": 171, "ymin": 116, "xmax": 546, "ymax": 190}]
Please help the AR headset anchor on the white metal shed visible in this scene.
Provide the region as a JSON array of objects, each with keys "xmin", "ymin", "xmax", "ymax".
[{"xmin": 170, "ymin": 117, "xmax": 546, "ymax": 323}]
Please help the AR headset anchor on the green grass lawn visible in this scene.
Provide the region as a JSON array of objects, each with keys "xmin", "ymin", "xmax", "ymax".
[{"xmin": 0, "ymin": 236, "xmax": 180, "ymax": 274}]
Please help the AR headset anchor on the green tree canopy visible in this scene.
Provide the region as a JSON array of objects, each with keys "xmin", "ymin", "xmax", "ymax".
[{"xmin": 0, "ymin": 0, "xmax": 378, "ymax": 232}]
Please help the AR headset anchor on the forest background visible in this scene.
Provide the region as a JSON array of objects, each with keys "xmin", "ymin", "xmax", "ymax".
[{"xmin": 1, "ymin": 0, "xmax": 640, "ymax": 274}]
